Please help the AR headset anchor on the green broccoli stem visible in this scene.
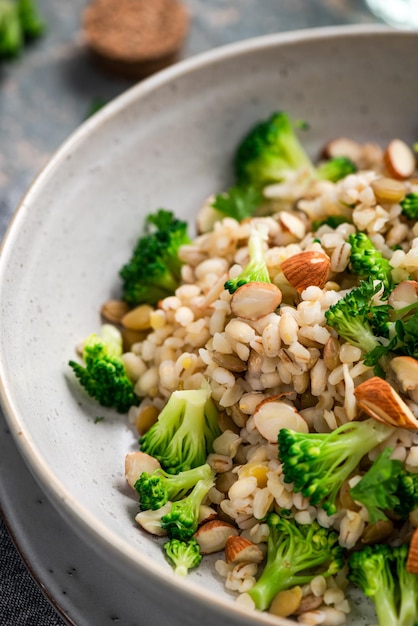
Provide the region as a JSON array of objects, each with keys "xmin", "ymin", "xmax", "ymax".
[
  {"xmin": 280, "ymin": 419, "xmax": 393, "ymax": 515},
  {"xmin": 161, "ymin": 476, "xmax": 214, "ymax": 540},
  {"xmin": 396, "ymin": 547, "xmax": 418, "ymax": 626},
  {"xmin": 224, "ymin": 224, "xmax": 270, "ymax": 293}
]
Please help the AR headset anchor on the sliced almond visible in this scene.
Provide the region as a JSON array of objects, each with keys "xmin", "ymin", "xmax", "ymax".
[
  {"xmin": 278, "ymin": 211, "xmax": 306, "ymax": 240},
  {"xmin": 370, "ymin": 177, "xmax": 406, "ymax": 204},
  {"xmin": 388, "ymin": 280, "xmax": 418, "ymax": 310},
  {"xmin": 391, "ymin": 356, "xmax": 418, "ymax": 392},
  {"xmin": 135, "ymin": 502, "xmax": 171, "ymax": 536},
  {"xmin": 125, "ymin": 450, "xmax": 161, "ymax": 490},
  {"xmin": 198, "ymin": 504, "xmax": 218, "ymax": 525},
  {"xmin": 230, "ymin": 282, "xmax": 282, "ymax": 321},
  {"xmin": 384, "ymin": 139, "xmax": 416, "ymax": 180},
  {"xmin": 194, "ymin": 519, "xmax": 239, "ymax": 554},
  {"xmin": 294, "ymin": 593, "xmax": 323, "ymax": 615},
  {"xmin": 121, "ymin": 304, "xmax": 154, "ymax": 330},
  {"xmin": 407, "ymin": 527, "xmax": 418, "ymax": 574},
  {"xmin": 281, "ymin": 250, "xmax": 330, "ymax": 293},
  {"xmin": 101, "ymin": 299, "xmax": 130, "ymax": 324},
  {"xmin": 253, "ymin": 398, "xmax": 308, "ymax": 443},
  {"xmin": 322, "ymin": 137, "xmax": 362, "ymax": 163},
  {"xmin": 225, "ymin": 535, "xmax": 264, "ymax": 565},
  {"xmin": 354, "ymin": 377, "xmax": 418, "ymax": 429}
]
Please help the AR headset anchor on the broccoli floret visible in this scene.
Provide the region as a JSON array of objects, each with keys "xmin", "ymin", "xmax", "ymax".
[
  {"xmin": 349, "ymin": 232, "xmax": 394, "ymax": 293},
  {"xmin": 139, "ymin": 387, "xmax": 221, "ymax": 474},
  {"xmin": 160, "ymin": 476, "xmax": 214, "ymax": 540},
  {"xmin": 224, "ymin": 222, "xmax": 271, "ymax": 294},
  {"xmin": 0, "ymin": 0, "xmax": 44, "ymax": 58},
  {"xmin": 401, "ymin": 193, "xmax": 418, "ymax": 220},
  {"xmin": 211, "ymin": 185, "xmax": 264, "ymax": 221},
  {"xmin": 350, "ymin": 447, "xmax": 418, "ymax": 522},
  {"xmin": 348, "ymin": 543, "xmax": 418, "ymax": 626},
  {"xmin": 135, "ymin": 463, "xmax": 214, "ymax": 511},
  {"xmin": 316, "ymin": 156, "xmax": 357, "ymax": 182},
  {"xmin": 163, "ymin": 537, "xmax": 202, "ymax": 576},
  {"xmin": 17, "ymin": 0, "xmax": 44, "ymax": 39},
  {"xmin": 119, "ymin": 209, "xmax": 190, "ymax": 307},
  {"xmin": 325, "ymin": 279, "xmax": 391, "ymax": 359},
  {"xmin": 278, "ymin": 418, "xmax": 392, "ymax": 516},
  {"xmin": 234, "ymin": 112, "xmax": 315, "ymax": 189},
  {"xmin": 69, "ymin": 324, "xmax": 138, "ymax": 413},
  {"xmin": 248, "ymin": 513, "xmax": 344, "ymax": 611}
]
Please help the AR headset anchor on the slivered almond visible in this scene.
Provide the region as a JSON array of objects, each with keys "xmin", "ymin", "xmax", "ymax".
[
  {"xmin": 388, "ymin": 280, "xmax": 418, "ymax": 310},
  {"xmin": 391, "ymin": 356, "xmax": 418, "ymax": 392},
  {"xmin": 230, "ymin": 282, "xmax": 282, "ymax": 321},
  {"xmin": 384, "ymin": 139, "xmax": 416, "ymax": 180},
  {"xmin": 253, "ymin": 398, "xmax": 308, "ymax": 442},
  {"xmin": 407, "ymin": 528, "xmax": 418, "ymax": 574},
  {"xmin": 322, "ymin": 137, "xmax": 362, "ymax": 162},
  {"xmin": 194, "ymin": 519, "xmax": 239, "ymax": 554},
  {"xmin": 354, "ymin": 377, "xmax": 418, "ymax": 429},
  {"xmin": 224, "ymin": 535, "xmax": 264, "ymax": 565},
  {"xmin": 125, "ymin": 451, "xmax": 161, "ymax": 489},
  {"xmin": 101, "ymin": 299, "xmax": 130, "ymax": 324},
  {"xmin": 281, "ymin": 250, "xmax": 330, "ymax": 293}
]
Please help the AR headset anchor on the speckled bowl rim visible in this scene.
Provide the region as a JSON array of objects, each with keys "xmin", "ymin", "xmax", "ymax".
[{"xmin": 0, "ymin": 23, "xmax": 403, "ymax": 625}]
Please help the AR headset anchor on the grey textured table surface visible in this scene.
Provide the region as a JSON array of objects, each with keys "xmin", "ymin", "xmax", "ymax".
[{"xmin": 0, "ymin": 1, "xmax": 379, "ymax": 625}]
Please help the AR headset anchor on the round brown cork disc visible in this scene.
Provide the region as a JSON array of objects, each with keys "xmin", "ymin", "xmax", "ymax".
[{"xmin": 82, "ymin": 0, "xmax": 190, "ymax": 79}]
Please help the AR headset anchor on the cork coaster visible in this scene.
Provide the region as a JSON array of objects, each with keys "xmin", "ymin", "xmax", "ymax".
[{"xmin": 82, "ymin": 0, "xmax": 190, "ymax": 79}]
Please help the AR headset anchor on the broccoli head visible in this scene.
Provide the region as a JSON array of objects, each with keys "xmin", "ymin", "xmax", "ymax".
[
  {"xmin": 348, "ymin": 543, "xmax": 418, "ymax": 626},
  {"xmin": 234, "ymin": 111, "xmax": 315, "ymax": 189},
  {"xmin": 224, "ymin": 222, "xmax": 271, "ymax": 294},
  {"xmin": 119, "ymin": 209, "xmax": 190, "ymax": 307},
  {"xmin": 0, "ymin": 0, "xmax": 44, "ymax": 58},
  {"xmin": 348, "ymin": 232, "xmax": 394, "ymax": 293},
  {"xmin": 68, "ymin": 324, "xmax": 138, "ymax": 413},
  {"xmin": 316, "ymin": 156, "xmax": 357, "ymax": 182},
  {"xmin": 163, "ymin": 537, "xmax": 202, "ymax": 576},
  {"xmin": 278, "ymin": 418, "xmax": 393, "ymax": 516},
  {"xmin": 139, "ymin": 387, "xmax": 221, "ymax": 474},
  {"xmin": 401, "ymin": 193, "xmax": 418, "ymax": 220},
  {"xmin": 160, "ymin": 476, "xmax": 214, "ymax": 541},
  {"xmin": 248, "ymin": 513, "xmax": 344, "ymax": 611},
  {"xmin": 325, "ymin": 279, "xmax": 391, "ymax": 362},
  {"xmin": 135, "ymin": 463, "xmax": 214, "ymax": 511}
]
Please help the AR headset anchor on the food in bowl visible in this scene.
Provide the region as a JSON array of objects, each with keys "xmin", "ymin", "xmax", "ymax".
[{"xmin": 69, "ymin": 111, "xmax": 418, "ymax": 624}]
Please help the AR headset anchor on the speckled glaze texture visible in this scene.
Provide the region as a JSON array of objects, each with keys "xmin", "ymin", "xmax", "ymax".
[{"xmin": 1, "ymin": 26, "xmax": 417, "ymax": 626}]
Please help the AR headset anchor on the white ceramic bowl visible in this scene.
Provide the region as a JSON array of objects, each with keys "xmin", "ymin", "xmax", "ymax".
[{"xmin": 1, "ymin": 24, "xmax": 418, "ymax": 626}]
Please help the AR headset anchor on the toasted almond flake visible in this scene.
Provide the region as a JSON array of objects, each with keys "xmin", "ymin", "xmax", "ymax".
[
  {"xmin": 101, "ymin": 299, "xmax": 130, "ymax": 324},
  {"xmin": 391, "ymin": 356, "xmax": 418, "ymax": 392},
  {"xmin": 388, "ymin": 280, "xmax": 418, "ymax": 309},
  {"xmin": 135, "ymin": 404, "xmax": 159, "ymax": 435},
  {"xmin": 278, "ymin": 211, "xmax": 306, "ymax": 240},
  {"xmin": 253, "ymin": 398, "xmax": 308, "ymax": 442},
  {"xmin": 322, "ymin": 137, "xmax": 362, "ymax": 162},
  {"xmin": 354, "ymin": 377, "xmax": 418, "ymax": 429},
  {"xmin": 230, "ymin": 282, "xmax": 282, "ymax": 321},
  {"xmin": 406, "ymin": 528, "xmax": 418, "ymax": 574},
  {"xmin": 281, "ymin": 251, "xmax": 330, "ymax": 293},
  {"xmin": 384, "ymin": 139, "xmax": 416, "ymax": 180},
  {"xmin": 224, "ymin": 535, "xmax": 264, "ymax": 565},
  {"xmin": 194, "ymin": 519, "xmax": 239, "ymax": 554},
  {"xmin": 125, "ymin": 450, "xmax": 161, "ymax": 489},
  {"xmin": 135, "ymin": 502, "xmax": 171, "ymax": 536}
]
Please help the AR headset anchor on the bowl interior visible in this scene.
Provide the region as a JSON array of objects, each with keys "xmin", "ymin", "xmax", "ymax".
[{"xmin": 1, "ymin": 25, "xmax": 418, "ymax": 625}]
